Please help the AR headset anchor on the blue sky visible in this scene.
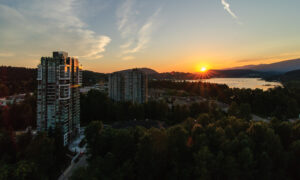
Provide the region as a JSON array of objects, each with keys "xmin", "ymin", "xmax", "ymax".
[{"xmin": 1, "ymin": 0, "xmax": 300, "ymax": 72}]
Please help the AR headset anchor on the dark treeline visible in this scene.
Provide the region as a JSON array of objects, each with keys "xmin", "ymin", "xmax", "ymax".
[
  {"xmin": 0, "ymin": 66, "xmax": 37, "ymax": 97},
  {"xmin": 72, "ymin": 117, "xmax": 300, "ymax": 180},
  {"xmin": 0, "ymin": 66, "xmax": 107, "ymax": 97},
  {"xmin": 150, "ymin": 80, "xmax": 300, "ymax": 120},
  {"xmin": 80, "ymin": 90, "xmax": 215, "ymax": 126},
  {"xmin": 0, "ymin": 127, "xmax": 71, "ymax": 180}
]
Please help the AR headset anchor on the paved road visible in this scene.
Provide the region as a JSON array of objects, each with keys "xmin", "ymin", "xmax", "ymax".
[
  {"xmin": 58, "ymin": 155, "xmax": 88, "ymax": 180},
  {"xmin": 58, "ymin": 128, "xmax": 87, "ymax": 180}
]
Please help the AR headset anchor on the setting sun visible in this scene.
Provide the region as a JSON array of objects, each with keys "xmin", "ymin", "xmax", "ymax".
[{"xmin": 200, "ymin": 67, "xmax": 207, "ymax": 72}]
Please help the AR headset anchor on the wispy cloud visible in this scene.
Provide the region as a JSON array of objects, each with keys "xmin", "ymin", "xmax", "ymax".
[
  {"xmin": 221, "ymin": 0, "xmax": 238, "ymax": 20},
  {"xmin": 0, "ymin": 0, "xmax": 111, "ymax": 61},
  {"xmin": 122, "ymin": 56, "xmax": 135, "ymax": 61},
  {"xmin": 122, "ymin": 9, "xmax": 161, "ymax": 54},
  {"xmin": 0, "ymin": 52, "xmax": 14, "ymax": 57},
  {"xmin": 117, "ymin": 0, "xmax": 136, "ymax": 38},
  {"xmin": 117, "ymin": 0, "xmax": 161, "ymax": 59},
  {"xmin": 79, "ymin": 35, "xmax": 111, "ymax": 59}
]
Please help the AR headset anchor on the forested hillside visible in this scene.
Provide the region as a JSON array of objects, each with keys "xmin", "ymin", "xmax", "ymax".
[
  {"xmin": 280, "ymin": 69, "xmax": 300, "ymax": 82},
  {"xmin": 0, "ymin": 66, "xmax": 107, "ymax": 97},
  {"xmin": 0, "ymin": 66, "xmax": 36, "ymax": 97},
  {"xmin": 81, "ymin": 70, "xmax": 107, "ymax": 86}
]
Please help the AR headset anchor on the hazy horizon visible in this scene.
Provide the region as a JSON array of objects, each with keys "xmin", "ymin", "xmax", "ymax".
[{"xmin": 1, "ymin": 0, "xmax": 300, "ymax": 73}]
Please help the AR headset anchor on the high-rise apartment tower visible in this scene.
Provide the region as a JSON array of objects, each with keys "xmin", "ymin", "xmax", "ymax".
[
  {"xmin": 109, "ymin": 69, "xmax": 148, "ymax": 104},
  {"xmin": 37, "ymin": 51, "xmax": 82, "ymax": 146}
]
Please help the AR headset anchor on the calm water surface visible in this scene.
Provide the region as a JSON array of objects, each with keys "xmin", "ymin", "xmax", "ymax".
[{"xmin": 199, "ymin": 78, "xmax": 283, "ymax": 91}]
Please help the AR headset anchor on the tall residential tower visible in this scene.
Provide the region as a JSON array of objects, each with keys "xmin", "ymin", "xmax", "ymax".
[
  {"xmin": 37, "ymin": 51, "xmax": 82, "ymax": 146},
  {"xmin": 109, "ymin": 69, "xmax": 148, "ymax": 104}
]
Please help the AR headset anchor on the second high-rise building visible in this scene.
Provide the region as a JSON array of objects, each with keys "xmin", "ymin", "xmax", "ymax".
[{"xmin": 109, "ymin": 69, "xmax": 148, "ymax": 104}]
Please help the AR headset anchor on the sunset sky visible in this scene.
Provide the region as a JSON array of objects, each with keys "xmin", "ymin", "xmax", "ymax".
[{"xmin": 1, "ymin": 0, "xmax": 300, "ymax": 73}]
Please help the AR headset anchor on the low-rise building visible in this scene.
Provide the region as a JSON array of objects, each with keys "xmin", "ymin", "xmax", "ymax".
[{"xmin": 0, "ymin": 93, "xmax": 33, "ymax": 106}]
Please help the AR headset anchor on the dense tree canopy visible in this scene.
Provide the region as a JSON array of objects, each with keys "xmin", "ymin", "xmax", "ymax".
[
  {"xmin": 73, "ymin": 117, "xmax": 300, "ymax": 180},
  {"xmin": 0, "ymin": 66, "xmax": 36, "ymax": 97},
  {"xmin": 75, "ymin": 87, "xmax": 300, "ymax": 180},
  {"xmin": 80, "ymin": 90, "xmax": 214, "ymax": 126},
  {"xmin": 0, "ymin": 128, "xmax": 70, "ymax": 180},
  {"xmin": 0, "ymin": 94, "xmax": 36, "ymax": 130},
  {"xmin": 150, "ymin": 80, "xmax": 300, "ymax": 120}
]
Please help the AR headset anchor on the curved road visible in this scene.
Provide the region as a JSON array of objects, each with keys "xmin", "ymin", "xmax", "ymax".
[{"xmin": 58, "ymin": 154, "xmax": 87, "ymax": 180}]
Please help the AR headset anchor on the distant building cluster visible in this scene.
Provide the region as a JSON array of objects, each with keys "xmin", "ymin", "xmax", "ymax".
[
  {"xmin": 149, "ymin": 88, "xmax": 207, "ymax": 107},
  {"xmin": 80, "ymin": 82, "xmax": 108, "ymax": 94},
  {"xmin": 0, "ymin": 93, "xmax": 33, "ymax": 106},
  {"xmin": 37, "ymin": 51, "xmax": 82, "ymax": 146},
  {"xmin": 109, "ymin": 69, "xmax": 148, "ymax": 104}
]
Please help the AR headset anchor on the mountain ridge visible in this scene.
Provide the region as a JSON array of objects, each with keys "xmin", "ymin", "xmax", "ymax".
[{"xmin": 229, "ymin": 58, "xmax": 300, "ymax": 73}]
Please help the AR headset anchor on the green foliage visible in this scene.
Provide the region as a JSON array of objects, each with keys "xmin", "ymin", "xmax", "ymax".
[
  {"xmin": 228, "ymin": 102, "xmax": 252, "ymax": 121},
  {"xmin": 0, "ymin": 66, "xmax": 36, "ymax": 97},
  {"xmin": 0, "ymin": 83, "xmax": 9, "ymax": 97},
  {"xmin": 0, "ymin": 129, "xmax": 17, "ymax": 163},
  {"xmin": 75, "ymin": 119, "xmax": 300, "ymax": 180},
  {"xmin": 80, "ymin": 90, "xmax": 212, "ymax": 126},
  {"xmin": 150, "ymin": 80, "xmax": 300, "ymax": 120},
  {"xmin": 0, "ymin": 129, "xmax": 71, "ymax": 180},
  {"xmin": 0, "ymin": 164, "xmax": 10, "ymax": 180},
  {"xmin": 85, "ymin": 121, "xmax": 103, "ymax": 156},
  {"xmin": 14, "ymin": 160, "xmax": 37, "ymax": 180},
  {"xmin": 0, "ymin": 94, "xmax": 36, "ymax": 130},
  {"xmin": 70, "ymin": 167, "xmax": 89, "ymax": 180}
]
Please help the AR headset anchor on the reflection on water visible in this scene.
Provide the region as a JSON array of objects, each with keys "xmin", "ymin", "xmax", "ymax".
[{"xmin": 198, "ymin": 78, "xmax": 282, "ymax": 91}]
